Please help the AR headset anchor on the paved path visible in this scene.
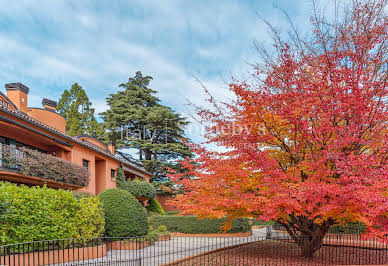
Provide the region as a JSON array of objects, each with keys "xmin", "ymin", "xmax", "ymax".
[{"xmin": 54, "ymin": 234, "xmax": 267, "ymax": 266}]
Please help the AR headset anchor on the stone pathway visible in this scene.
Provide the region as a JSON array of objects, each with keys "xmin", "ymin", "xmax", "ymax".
[{"xmin": 53, "ymin": 235, "xmax": 267, "ymax": 266}]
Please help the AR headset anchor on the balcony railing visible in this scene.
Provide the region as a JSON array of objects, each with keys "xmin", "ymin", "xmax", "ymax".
[{"xmin": 0, "ymin": 144, "xmax": 89, "ymax": 187}]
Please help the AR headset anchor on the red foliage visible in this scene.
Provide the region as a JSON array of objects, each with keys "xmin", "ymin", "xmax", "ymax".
[{"xmin": 168, "ymin": 0, "xmax": 388, "ymax": 248}]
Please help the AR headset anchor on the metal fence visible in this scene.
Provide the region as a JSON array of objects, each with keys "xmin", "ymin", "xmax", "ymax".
[{"xmin": 0, "ymin": 233, "xmax": 387, "ymax": 266}]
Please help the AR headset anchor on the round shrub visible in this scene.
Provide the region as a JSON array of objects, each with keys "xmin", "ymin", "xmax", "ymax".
[
  {"xmin": 116, "ymin": 167, "xmax": 156, "ymax": 199},
  {"xmin": 99, "ymin": 188, "xmax": 148, "ymax": 238},
  {"xmin": 0, "ymin": 182, "xmax": 104, "ymax": 245},
  {"xmin": 146, "ymin": 198, "xmax": 165, "ymax": 215},
  {"xmin": 119, "ymin": 180, "xmax": 156, "ymax": 199}
]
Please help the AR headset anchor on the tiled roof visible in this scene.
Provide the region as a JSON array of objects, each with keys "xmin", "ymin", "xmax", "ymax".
[{"xmin": 0, "ymin": 105, "xmax": 151, "ymax": 176}]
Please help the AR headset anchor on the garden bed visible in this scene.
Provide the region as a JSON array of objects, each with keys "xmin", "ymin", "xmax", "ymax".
[
  {"xmin": 158, "ymin": 234, "xmax": 172, "ymax": 241},
  {"xmin": 105, "ymin": 239, "xmax": 155, "ymax": 250},
  {"xmin": 0, "ymin": 244, "xmax": 106, "ymax": 266},
  {"xmin": 164, "ymin": 240, "xmax": 388, "ymax": 265}
]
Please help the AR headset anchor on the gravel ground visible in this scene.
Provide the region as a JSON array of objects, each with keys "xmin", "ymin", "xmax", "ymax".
[{"xmin": 174, "ymin": 240, "xmax": 388, "ymax": 266}]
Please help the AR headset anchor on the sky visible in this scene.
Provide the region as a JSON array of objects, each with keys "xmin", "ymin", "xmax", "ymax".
[{"xmin": 0, "ymin": 0, "xmax": 318, "ymax": 143}]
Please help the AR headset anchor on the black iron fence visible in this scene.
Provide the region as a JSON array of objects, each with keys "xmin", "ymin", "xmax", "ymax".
[{"xmin": 0, "ymin": 233, "xmax": 387, "ymax": 266}]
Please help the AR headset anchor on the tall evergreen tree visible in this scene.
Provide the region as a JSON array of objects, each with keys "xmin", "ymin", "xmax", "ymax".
[
  {"xmin": 100, "ymin": 71, "xmax": 192, "ymax": 181},
  {"xmin": 57, "ymin": 83, "xmax": 103, "ymax": 137}
]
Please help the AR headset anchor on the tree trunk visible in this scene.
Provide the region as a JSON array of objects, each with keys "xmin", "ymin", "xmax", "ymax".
[
  {"xmin": 144, "ymin": 150, "xmax": 152, "ymax": 161},
  {"xmin": 299, "ymin": 233, "xmax": 325, "ymax": 257},
  {"xmin": 280, "ymin": 215, "xmax": 333, "ymax": 258}
]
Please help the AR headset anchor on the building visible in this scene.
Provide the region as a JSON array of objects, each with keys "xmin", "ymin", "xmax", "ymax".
[{"xmin": 0, "ymin": 82, "xmax": 151, "ymax": 195}]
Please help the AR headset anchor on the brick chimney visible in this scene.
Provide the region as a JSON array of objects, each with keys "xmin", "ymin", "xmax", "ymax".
[
  {"xmin": 42, "ymin": 98, "xmax": 57, "ymax": 111},
  {"xmin": 5, "ymin": 83, "xmax": 29, "ymax": 113},
  {"xmin": 108, "ymin": 142, "xmax": 115, "ymax": 154}
]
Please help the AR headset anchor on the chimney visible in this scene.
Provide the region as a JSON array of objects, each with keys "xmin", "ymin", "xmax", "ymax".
[
  {"xmin": 42, "ymin": 98, "xmax": 57, "ymax": 111},
  {"xmin": 108, "ymin": 142, "xmax": 115, "ymax": 154},
  {"xmin": 5, "ymin": 83, "xmax": 29, "ymax": 113}
]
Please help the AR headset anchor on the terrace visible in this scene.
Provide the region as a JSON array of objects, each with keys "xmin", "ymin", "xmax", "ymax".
[{"xmin": 0, "ymin": 143, "xmax": 88, "ymax": 189}]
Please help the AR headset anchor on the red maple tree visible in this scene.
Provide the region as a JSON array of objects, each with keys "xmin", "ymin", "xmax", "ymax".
[{"xmin": 169, "ymin": 0, "xmax": 388, "ymax": 257}]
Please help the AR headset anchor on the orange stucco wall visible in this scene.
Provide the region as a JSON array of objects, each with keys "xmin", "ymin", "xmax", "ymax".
[
  {"xmin": 27, "ymin": 108, "xmax": 66, "ymax": 133},
  {"xmin": 60, "ymin": 144, "xmax": 120, "ymax": 195},
  {"xmin": 6, "ymin": 90, "xmax": 27, "ymax": 112}
]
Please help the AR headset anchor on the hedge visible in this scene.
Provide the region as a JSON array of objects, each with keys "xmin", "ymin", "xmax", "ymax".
[
  {"xmin": 329, "ymin": 222, "xmax": 366, "ymax": 234},
  {"xmin": 116, "ymin": 167, "xmax": 156, "ymax": 199},
  {"xmin": 146, "ymin": 198, "xmax": 165, "ymax": 215},
  {"xmin": 148, "ymin": 215, "xmax": 251, "ymax": 234},
  {"xmin": 2, "ymin": 145, "xmax": 89, "ymax": 186},
  {"xmin": 165, "ymin": 211, "xmax": 180, "ymax": 215},
  {"xmin": 0, "ymin": 182, "xmax": 104, "ymax": 245},
  {"xmin": 99, "ymin": 188, "xmax": 148, "ymax": 238}
]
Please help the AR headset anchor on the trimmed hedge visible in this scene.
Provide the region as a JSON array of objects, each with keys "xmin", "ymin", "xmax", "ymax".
[
  {"xmin": 165, "ymin": 211, "xmax": 180, "ymax": 215},
  {"xmin": 329, "ymin": 222, "xmax": 366, "ymax": 234},
  {"xmin": 116, "ymin": 167, "xmax": 156, "ymax": 199},
  {"xmin": 148, "ymin": 215, "xmax": 251, "ymax": 234},
  {"xmin": 146, "ymin": 198, "xmax": 165, "ymax": 215},
  {"xmin": 99, "ymin": 188, "xmax": 148, "ymax": 238},
  {"xmin": 0, "ymin": 182, "xmax": 104, "ymax": 245}
]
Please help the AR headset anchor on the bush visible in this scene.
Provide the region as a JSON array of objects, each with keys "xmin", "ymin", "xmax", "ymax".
[
  {"xmin": 99, "ymin": 188, "xmax": 148, "ymax": 238},
  {"xmin": 165, "ymin": 211, "xmax": 180, "ymax": 215},
  {"xmin": 73, "ymin": 193, "xmax": 105, "ymax": 239},
  {"xmin": 148, "ymin": 215, "xmax": 251, "ymax": 234},
  {"xmin": 0, "ymin": 182, "xmax": 104, "ymax": 245},
  {"xmin": 116, "ymin": 167, "xmax": 156, "ymax": 199},
  {"xmin": 119, "ymin": 180, "xmax": 156, "ymax": 199},
  {"xmin": 253, "ymin": 220, "xmax": 274, "ymax": 226},
  {"xmin": 2, "ymin": 145, "xmax": 89, "ymax": 186},
  {"xmin": 157, "ymin": 225, "xmax": 167, "ymax": 233},
  {"xmin": 0, "ymin": 199, "xmax": 11, "ymax": 243},
  {"xmin": 71, "ymin": 191, "xmax": 94, "ymax": 200},
  {"xmin": 146, "ymin": 198, "xmax": 165, "ymax": 215},
  {"xmin": 329, "ymin": 222, "xmax": 366, "ymax": 234}
]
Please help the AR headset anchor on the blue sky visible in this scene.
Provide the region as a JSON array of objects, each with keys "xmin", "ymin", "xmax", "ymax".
[{"xmin": 0, "ymin": 0, "xmax": 316, "ymax": 142}]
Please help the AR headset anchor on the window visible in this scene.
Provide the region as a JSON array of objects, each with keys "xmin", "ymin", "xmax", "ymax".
[
  {"xmin": 82, "ymin": 159, "xmax": 89, "ymax": 170},
  {"xmin": 111, "ymin": 169, "xmax": 116, "ymax": 180}
]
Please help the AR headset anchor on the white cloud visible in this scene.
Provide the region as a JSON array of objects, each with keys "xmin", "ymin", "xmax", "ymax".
[{"xmin": 0, "ymin": 0, "xmax": 316, "ymax": 145}]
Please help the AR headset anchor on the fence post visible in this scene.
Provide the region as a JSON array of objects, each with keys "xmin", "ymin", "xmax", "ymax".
[{"xmin": 266, "ymin": 225, "xmax": 272, "ymax": 239}]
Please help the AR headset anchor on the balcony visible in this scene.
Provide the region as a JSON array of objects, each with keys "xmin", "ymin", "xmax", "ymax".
[{"xmin": 0, "ymin": 144, "xmax": 89, "ymax": 189}]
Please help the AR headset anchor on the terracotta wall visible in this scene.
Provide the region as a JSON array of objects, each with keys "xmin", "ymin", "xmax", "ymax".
[
  {"xmin": 155, "ymin": 194, "xmax": 179, "ymax": 212},
  {"xmin": 71, "ymin": 145, "xmax": 119, "ymax": 195},
  {"xmin": 6, "ymin": 90, "xmax": 27, "ymax": 112},
  {"xmin": 27, "ymin": 108, "xmax": 66, "ymax": 133}
]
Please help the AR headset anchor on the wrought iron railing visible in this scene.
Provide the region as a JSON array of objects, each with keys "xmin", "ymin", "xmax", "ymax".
[
  {"xmin": 0, "ymin": 233, "xmax": 387, "ymax": 265},
  {"xmin": 0, "ymin": 143, "xmax": 24, "ymax": 170}
]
